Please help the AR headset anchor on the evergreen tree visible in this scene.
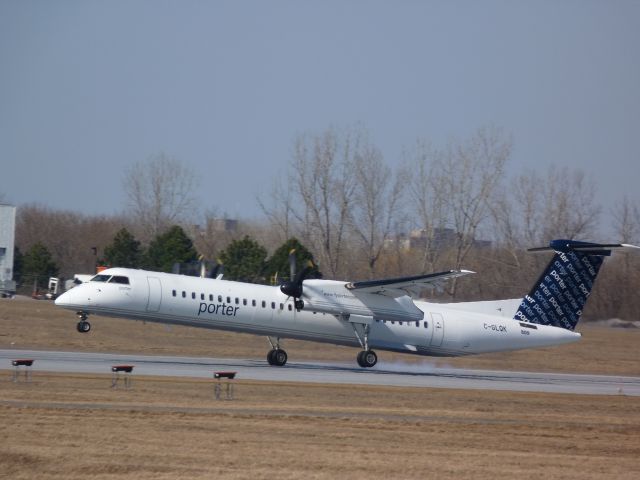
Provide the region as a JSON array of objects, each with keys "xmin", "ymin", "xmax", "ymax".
[
  {"xmin": 264, "ymin": 237, "xmax": 321, "ymax": 284},
  {"xmin": 103, "ymin": 228, "xmax": 142, "ymax": 268},
  {"xmin": 22, "ymin": 243, "xmax": 58, "ymax": 288},
  {"xmin": 144, "ymin": 225, "xmax": 198, "ymax": 273},
  {"xmin": 218, "ymin": 236, "xmax": 268, "ymax": 283}
]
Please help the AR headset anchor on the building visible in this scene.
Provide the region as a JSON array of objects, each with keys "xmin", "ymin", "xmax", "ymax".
[
  {"xmin": 209, "ymin": 217, "xmax": 238, "ymax": 232},
  {"xmin": 0, "ymin": 204, "xmax": 16, "ymax": 296},
  {"xmin": 384, "ymin": 227, "xmax": 492, "ymax": 252}
]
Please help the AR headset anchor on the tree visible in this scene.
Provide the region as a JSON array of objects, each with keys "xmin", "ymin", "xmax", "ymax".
[
  {"xmin": 259, "ymin": 175, "xmax": 295, "ymax": 244},
  {"xmin": 15, "ymin": 204, "xmax": 123, "ymax": 277},
  {"xmin": 612, "ymin": 196, "xmax": 640, "ymax": 244},
  {"xmin": 291, "ymin": 127, "xmax": 365, "ymax": 278},
  {"xmin": 406, "ymin": 140, "xmax": 449, "ymax": 273},
  {"xmin": 350, "ymin": 144, "xmax": 405, "ymax": 278},
  {"xmin": 123, "ymin": 153, "xmax": 199, "ymax": 241},
  {"xmin": 404, "ymin": 128, "xmax": 512, "ymax": 297},
  {"xmin": 22, "ymin": 242, "xmax": 58, "ymax": 288},
  {"xmin": 442, "ymin": 127, "xmax": 510, "ymax": 270},
  {"xmin": 218, "ymin": 236, "xmax": 268, "ymax": 283},
  {"xmin": 493, "ymin": 166, "xmax": 602, "ymax": 250},
  {"xmin": 103, "ymin": 228, "xmax": 142, "ymax": 268},
  {"xmin": 264, "ymin": 237, "xmax": 321, "ymax": 284},
  {"xmin": 144, "ymin": 225, "xmax": 198, "ymax": 273}
]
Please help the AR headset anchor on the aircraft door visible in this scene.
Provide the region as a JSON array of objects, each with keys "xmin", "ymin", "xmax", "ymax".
[
  {"xmin": 146, "ymin": 277, "xmax": 162, "ymax": 312},
  {"xmin": 429, "ymin": 312, "xmax": 444, "ymax": 347}
]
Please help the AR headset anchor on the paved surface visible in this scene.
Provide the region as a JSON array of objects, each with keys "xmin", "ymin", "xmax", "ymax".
[{"xmin": 2, "ymin": 349, "xmax": 639, "ymax": 396}]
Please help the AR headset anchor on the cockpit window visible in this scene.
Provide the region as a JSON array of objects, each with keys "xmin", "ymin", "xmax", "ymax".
[
  {"xmin": 89, "ymin": 274, "xmax": 130, "ymax": 285},
  {"xmin": 109, "ymin": 276, "xmax": 130, "ymax": 285},
  {"xmin": 90, "ymin": 274, "xmax": 111, "ymax": 283}
]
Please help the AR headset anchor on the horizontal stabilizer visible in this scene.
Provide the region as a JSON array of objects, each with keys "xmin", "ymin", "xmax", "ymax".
[{"xmin": 528, "ymin": 239, "xmax": 640, "ymax": 256}]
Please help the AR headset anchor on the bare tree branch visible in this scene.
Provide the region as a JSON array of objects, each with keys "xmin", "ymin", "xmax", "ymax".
[{"xmin": 123, "ymin": 153, "xmax": 199, "ymax": 241}]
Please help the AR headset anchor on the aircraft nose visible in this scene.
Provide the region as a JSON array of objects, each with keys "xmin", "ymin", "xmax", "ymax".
[
  {"xmin": 54, "ymin": 291, "xmax": 70, "ymax": 306},
  {"xmin": 55, "ymin": 289, "xmax": 78, "ymax": 308}
]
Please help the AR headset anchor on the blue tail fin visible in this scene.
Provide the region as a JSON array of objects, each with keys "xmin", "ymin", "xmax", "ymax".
[{"xmin": 514, "ymin": 240, "xmax": 627, "ymax": 330}]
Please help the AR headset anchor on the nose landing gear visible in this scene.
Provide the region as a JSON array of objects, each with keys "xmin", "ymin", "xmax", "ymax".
[{"xmin": 76, "ymin": 311, "xmax": 91, "ymax": 333}]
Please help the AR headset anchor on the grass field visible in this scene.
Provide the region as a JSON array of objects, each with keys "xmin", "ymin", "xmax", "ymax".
[
  {"xmin": 2, "ymin": 374, "xmax": 640, "ymax": 479},
  {"xmin": 1, "ymin": 297, "xmax": 640, "ymax": 479}
]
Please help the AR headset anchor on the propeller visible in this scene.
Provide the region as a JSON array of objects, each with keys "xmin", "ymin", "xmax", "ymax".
[{"xmin": 280, "ymin": 249, "xmax": 314, "ymax": 311}]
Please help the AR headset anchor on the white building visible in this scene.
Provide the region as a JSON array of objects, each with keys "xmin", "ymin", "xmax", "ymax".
[{"xmin": 0, "ymin": 204, "xmax": 16, "ymax": 296}]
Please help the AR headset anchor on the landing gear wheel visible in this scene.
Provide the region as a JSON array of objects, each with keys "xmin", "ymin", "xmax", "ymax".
[
  {"xmin": 76, "ymin": 321, "xmax": 91, "ymax": 333},
  {"xmin": 267, "ymin": 349, "xmax": 287, "ymax": 366},
  {"xmin": 357, "ymin": 350, "xmax": 377, "ymax": 368}
]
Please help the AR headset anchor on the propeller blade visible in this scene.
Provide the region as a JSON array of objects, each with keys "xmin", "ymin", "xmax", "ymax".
[{"xmin": 288, "ymin": 249, "xmax": 296, "ymax": 280}]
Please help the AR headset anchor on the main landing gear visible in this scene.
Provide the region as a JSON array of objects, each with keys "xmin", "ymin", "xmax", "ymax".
[
  {"xmin": 76, "ymin": 311, "xmax": 91, "ymax": 333},
  {"xmin": 266, "ymin": 336, "xmax": 287, "ymax": 366},
  {"xmin": 357, "ymin": 349, "xmax": 377, "ymax": 368},
  {"xmin": 350, "ymin": 318, "xmax": 378, "ymax": 368},
  {"xmin": 267, "ymin": 349, "xmax": 288, "ymax": 366}
]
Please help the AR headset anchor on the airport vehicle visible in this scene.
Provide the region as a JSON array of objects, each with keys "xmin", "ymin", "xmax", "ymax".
[{"xmin": 55, "ymin": 240, "xmax": 638, "ymax": 368}]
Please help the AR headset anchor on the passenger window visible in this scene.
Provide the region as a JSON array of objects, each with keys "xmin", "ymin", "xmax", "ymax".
[
  {"xmin": 201, "ymin": 293, "xmax": 205, "ymax": 300},
  {"xmin": 182, "ymin": 291, "xmax": 186, "ymax": 298},
  {"xmin": 424, "ymin": 322, "xmax": 428, "ymax": 328},
  {"xmin": 209, "ymin": 294, "xmax": 213, "ymax": 301},
  {"xmin": 192, "ymin": 292, "xmax": 196, "ymax": 299},
  {"xmin": 415, "ymin": 321, "xmax": 419, "ymax": 327},
  {"xmin": 243, "ymin": 299, "xmax": 247, "ymax": 306},
  {"xmin": 288, "ymin": 304, "xmax": 292, "ymax": 311},
  {"xmin": 218, "ymin": 295, "xmax": 223, "ymax": 302},
  {"xmin": 271, "ymin": 302, "xmax": 275, "ymax": 309},
  {"xmin": 172, "ymin": 290, "xmax": 176, "ymax": 297},
  {"xmin": 235, "ymin": 298, "xmax": 239, "ymax": 305},
  {"xmin": 252, "ymin": 300, "xmax": 256, "ymax": 307},
  {"xmin": 262, "ymin": 301, "xmax": 266, "ymax": 308},
  {"xmin": 227, "ymin": 296, "xmax": 231, "ymax": 304},
  {"xmin": 279, "ymin": 303, "xmax": 284, "ymax": 310}
]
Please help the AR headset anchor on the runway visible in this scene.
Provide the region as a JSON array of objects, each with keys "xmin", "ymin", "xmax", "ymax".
[{"xmin": 2, "ymin": 349, "xmax": 639, "ymax": 396}]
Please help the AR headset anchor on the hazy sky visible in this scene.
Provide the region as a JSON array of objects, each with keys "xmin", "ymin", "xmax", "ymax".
[{"xmin": 1, "ymin": 1, "xmax": 639, "ymax": 227}]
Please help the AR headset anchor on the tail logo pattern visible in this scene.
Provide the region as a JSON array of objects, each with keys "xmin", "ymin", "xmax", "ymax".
[{"xmin": 514, "ymin": 250, "xmax": 604, "ymax": 330}]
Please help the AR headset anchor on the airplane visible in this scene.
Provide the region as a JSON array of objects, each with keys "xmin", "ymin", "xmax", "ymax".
[{"xmin": 55, "ymin": 239, "xmax": 638, "ymax": 368}]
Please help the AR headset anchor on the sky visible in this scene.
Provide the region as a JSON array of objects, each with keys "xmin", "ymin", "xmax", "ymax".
[{"xmin": 1, "ymin": 0, "xmax": 639, "ymax": 229}]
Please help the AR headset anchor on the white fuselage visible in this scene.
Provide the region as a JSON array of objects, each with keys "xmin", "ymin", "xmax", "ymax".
[{"xmin": 55, "ymin": 268, "xmax": 581, "ymax": 357}]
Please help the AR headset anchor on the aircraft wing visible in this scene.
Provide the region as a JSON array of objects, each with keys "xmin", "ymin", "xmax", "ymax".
[{"xmin": 344, "ymin": 270, "xmax": 474, "ymax": 299}]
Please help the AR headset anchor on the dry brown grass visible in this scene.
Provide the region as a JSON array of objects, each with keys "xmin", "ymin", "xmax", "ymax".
[
  {"xmin": 1, "ymin": 296, "xmax": 639, "ymax": 375},
  {"xmin": 1, "ymin": 373, "xmax": 640, "ymax": 480},
  {"xmin": 1, "ymin": 297, "xmax": 640, "ymax": 478}
]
